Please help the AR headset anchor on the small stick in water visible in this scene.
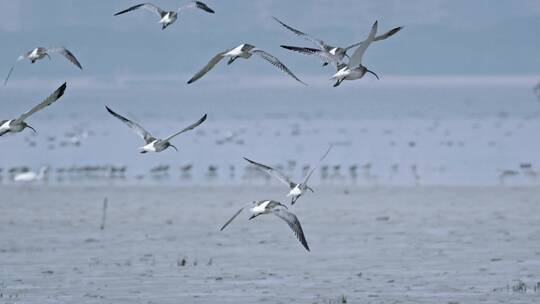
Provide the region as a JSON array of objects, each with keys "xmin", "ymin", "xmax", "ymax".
[{"xmin": 100, "ymin": 197, "xmax": 108, "ymax": 230}]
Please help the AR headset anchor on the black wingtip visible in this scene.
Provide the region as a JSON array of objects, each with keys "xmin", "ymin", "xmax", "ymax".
[
  {"xmin": 187, "ymin": 78, "xmax": 195, "ymax": 84},
  {"xmin": 57, "ymin": 82, "xmax": 67, "ymax": 98}
]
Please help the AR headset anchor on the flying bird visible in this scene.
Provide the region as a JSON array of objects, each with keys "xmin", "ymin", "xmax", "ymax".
[
  {"xmin": 243, "ymin": 145, "xmax": 332, "ymax": 205},
  {"xmin": 4, "ymin": 47, "xmax": 82, "ymax": 85},
  {"xmin": 220, "ymin": 200, "xmax": 310, "ymax": 251},
  {"xmin": 0, "ymin": 82, "xmax": 67, "ymax": 136},
  {"xmin": 105, "ymin": 106, "xmax": 207, "ymax": 153},
  {"xmin": 331, "ymin": 21, "xmax": 387, "ymax": 87},
  {"xmin": 187, "ymin": 43, "xmax": 306, "ymax": 85},
  {"xmin": 274, "ymin": 17, "xmax": 402, "ymax": 68},
  {"xmin": 114, "ymin": 1, "xmax": 215, "ymax": 30}
]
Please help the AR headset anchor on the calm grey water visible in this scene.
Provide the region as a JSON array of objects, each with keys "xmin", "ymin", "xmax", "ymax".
[{"xmin": 1, "ymin": 84, "xmax": 539, "ymax": 185}]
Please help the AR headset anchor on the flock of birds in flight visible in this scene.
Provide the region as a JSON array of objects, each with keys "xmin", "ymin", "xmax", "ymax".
[{"xmin": 1, "ymin": 1, "xmax": 403, "ymax": 252}]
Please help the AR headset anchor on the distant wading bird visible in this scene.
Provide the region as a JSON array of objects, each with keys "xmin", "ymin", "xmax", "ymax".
[
  {"xmin": 4, "ymin": 48, "xmax": 82, "ymax": 85},
  {"xmin": 243, "ymin": 145, "xmax": 333, "ymax": 205},
  {"xmin": 113, "ymin": 1, "xmax": 215, "ymax": 30},
  {"xmin": 105, "ymin": 106, "xmax": 207, "ymax": 153},
  {"xmin": 14, "ymin": 166, "xmax": 49, "ymax": 183},
  {"xmin": 187, "ymin": 43, "xmax": 306, "ymax": 85},
  {"xmin": 0, "ymin": 82, "xmax": 67, "ymax": 136},
  {"xmin": 274, "ymin": 17, "xmax": 402, "ymax": 67},
  {"xmin": 220, "ymin": 200, "xmax": 310, "ymax": 251},
  {"xmin": 331, "ymin": 21, "xmax": 390, "ymax": 87}
]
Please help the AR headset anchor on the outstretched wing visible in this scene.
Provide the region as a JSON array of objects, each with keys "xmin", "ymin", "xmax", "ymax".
[
  {"xmin": 105, "ymin": 106, "xmax": 155, "ymax": 144},
  {"xmin": 187, "ymin": 51, "xmax": 227, "ymax": 84},
  {"xmin": 114, "ymin": 3, "xmax": 164, "ymax": 17},
  {"xmin": 272, "ymin": 16, "xmax": 325, "ymax": 50},
  {"xmin": 4, "ymin": 55, "xmax": 26, "ymax": 86},
  {"xmin": 348, "ymin": 20, "xmax": 378, "ymax": 68},
  {"xmin": 273, "ymin": 208, "xmax": 310, "ymax": 251},
  {"xmin": 48, "ymin": 47, "xmax": 83, "ymax": 69},
  {"xmin": 280, "ymin": 45, "xmax": 339, "ymax": 67},
  {"xmin": 301, "ymin": 145, "xmax": 333, "ymax": 186},
  {"xmin": 345, "ymin": 26, "xmax": 403, "ymax": 50},
  {"xmin": 219, "ymin": 206, "xmax": 245, "ymax": 231},
  {"xmin": 251, "ymin": 49, "xmax": 306, "ymax": 85},
  {"xmin": 178, "ymin": 1, "xmax": 215, "ymax": 13},
  {"xmin": 162, "ymin": 114, "xmax": 207, "ymax": 142},
  {"xmin": 15, "ymin": 82, "xmax": 67, "ymax": 124},
  {"xmin": 243, "ymin": 157, "xmax": 295, "ymax": 189}
]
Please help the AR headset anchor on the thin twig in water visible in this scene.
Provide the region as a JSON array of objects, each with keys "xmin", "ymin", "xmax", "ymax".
[{"xmin": 100, "ymin": 197, "xmax": 108, "ymax": 230}]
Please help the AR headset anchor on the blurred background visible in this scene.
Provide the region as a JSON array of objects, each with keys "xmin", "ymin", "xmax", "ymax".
[{"xmin": 1, "ymin": 0, "xmax": 539, "ymax": 186}]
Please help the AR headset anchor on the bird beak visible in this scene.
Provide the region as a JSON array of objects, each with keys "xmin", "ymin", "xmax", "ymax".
[
  {"xmin": 307, "ymin": 186, "xmax": 315, "ymax": 193},
  {"xmin": 344, "ymin": 53, "xmax": 351, "ymax": 59},
  {"xmin": 26, "ymin": 125, "xmax": 37, "ymax": 133},
  {"xmin": 45, "ymin": 53, "xmax": 51, "ymax": 60},
  {"xmin": 248, "ymin": 214, "xmax": 257, "ymax": 220},
  {"xmin": 169, "ymin": 144, "xmax": 179, "ymax": 152},
  {"xmin": 367, "ymin": 69, "xmax": 379, "ymax": 80}
]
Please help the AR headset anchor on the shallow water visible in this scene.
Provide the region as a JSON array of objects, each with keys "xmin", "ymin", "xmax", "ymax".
[{"xmin": 1, "ymin": 185, "xmax": 539, "ymax": 303}]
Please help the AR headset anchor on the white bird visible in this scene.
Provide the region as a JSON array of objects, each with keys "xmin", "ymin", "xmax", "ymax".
[
  {"xmin": 4, "ymin": 47, "xmax": 82, "ymax": 85},
  {"xmin": 220, "ymin": 200, "xmax": 310, "ymax": 251},
  {"xmin": 243, "ymin": 145, "xmax": 332, "ymax": 205},
  {"xmin": 274, "ymin": 17, "xmax": 402, "ymax": 68},
  {"xmin": 14, "ymin": 166, "xmax": 49, "ymax": 182},
  {"xmin": 105, "ymin": 106, "xmax": 207, "ymax": 153},
  {"xmin": 187, "ymin": 43, "xmax": 306, "ymax": 85},
  {"xmin": 114, "ymin": 1, "xmax": 215, "ymax": 30},
  {"xmin": 331, "ymin": 21, "xmax": 396, "ymax": 87},
  {"xmin": 0, "ymin": 82, "xmax": 67, "ymax": 136}
]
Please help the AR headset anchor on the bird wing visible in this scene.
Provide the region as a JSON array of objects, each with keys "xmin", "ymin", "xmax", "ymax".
[
  {"xmin": 272, "ymin": 16, "xmax": 325, "ymax": 49},
  {"xmin": 280, "ymin": 45, "xmax": 339, "ymax": 67},
  {"xmin": 162, "ymin": 114, "xmax": 207, "ymax": 142},
  {"xmin": 348, "ymin": 20, "xmax": 378, "ymax": 68},
  {"xmin": 219, "ymin": 206, "xmax": 245, "ymax": 231},
  {"xmin": 273, "ymin": 208, "xmax": 310, "ymax": 251},
  {"xmin": 105, "ymin": 106, "xmax": 155, "ymax": 144},
  {"xmin": 344, "ymin": 26, "xmax": 402, "ymax": 50},
  {"xmin": 243, "ymin": 157, "xmax": 295, "ymax": 188},
  {"xmin": 114, "ymin": 3, "xmax": 164, "ymax": 17},
  {"xmin": 14, "ymin": 82, "xmax": 67, "ymax": 124},
  {"xmin": 374, "ymin": 26, "xmax": 403, "ymax": 42},
  {"xmin": 301, "ymin": 144, "xmax": 333, "ymax": 186},
  {"xmin": 178, "ymin": 1, "xmax": 215, "ymax": 13},
  {"xmin": 251, "ymin": 49, "xmax": 306, "ymax": 85},
  {"xmin": 187, "ymin": 51, "xmax": 227, "ymax": 84},
  {"xmin": 47, "ymin": 47, "xmax": 83, "ymax": 69},
  {"xmin": 4, "ymin": 55, "xmax": 26, "ymax": 86}
]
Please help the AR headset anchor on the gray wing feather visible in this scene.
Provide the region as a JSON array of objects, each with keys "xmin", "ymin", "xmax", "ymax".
[
  {"xmin": 272, "ymin": 17, "xmax": 325, "ymax": 49},
  {"xmin": 301, "ymin": 145, "xmax": 333, "ymax": 186},
  {"xmin": 114, "ymin": 3, "xmax": 164, "ymax": 17},
  {"xmin": 163, "ymin": 114, "xmax": 207, "ymax": 142},
  {"xmin": 251, "ymin": 49, "xmax": 306, "ymax": 85},
  {"xmin": 178, "ymin": 1, "xmax": 215, "ymax": 13},
  {"xmin": 187, "ymin": 52, "xmax": 226, "ymax": 84},
  {"xmin": 273, "ymin": 208, "xmax": 310, "ymax": 251},
  {"xmin": 345, "ymin": 26, "xmax": 403, "ymax": 50},
  {"xmin": 105, "ymin": 106, "xmax": 155, "ymax": 144},
  {"xmin": 243, "ymin": 157, "xmax": 294, "ymax": 188},
  {"xmin": 48, "ymin": 47, "xmax": 83, "ymax": 69},
  {"xmin": 219, "ymin": 207, "xmax": 245, "ymax": 231},
  {"xmin": 4, "ymin": 55, "xmax": 26, "ymax": 86},
  {"xmin": 15, "ymin": 82, "xmax": 67, "ymax": 123},
  {"xmin": 348, "ymin": 21, "xmax": 378, "ymax": 68}
]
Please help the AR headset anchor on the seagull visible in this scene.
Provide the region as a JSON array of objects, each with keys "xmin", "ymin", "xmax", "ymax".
[
  {"xmin": 220, "ymin": 200, "xmax": 310, "ymax": 251},
  {"xmin": 330, "ymin": 21, "xmax": 383, "ymax": 87},
  {"xmin": 274, "ymin": 17, "xmax": 402, "ymax": 67},
  {"xmin": 4, "ymin": 47, "xmax": 82, "ymax": 85},
  {"xmin": 243, "ymin": 145, "xmax": 332, "ymax": 205},
  {"xmin": 187, "ymin": 43, "xmax": 306, "ymax": 85},
  {"xmin": 105, "ymin": 106, "xmax": 207, "ymax": 153},
  {"xmin": 113, "ymin": 1, "xmax": 215, "ymax": 30},
  {"xmin": 0, "ymin": 82, "xmax": 67, "ymax": 136},
  {"xmin": 14, "ymin": 166, "xmax": 49, "ymax": 182}
]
